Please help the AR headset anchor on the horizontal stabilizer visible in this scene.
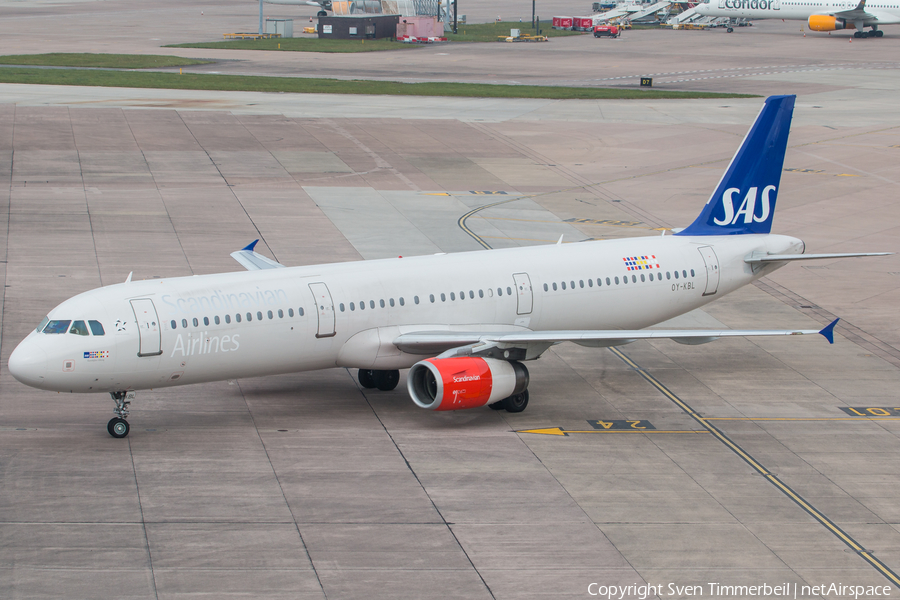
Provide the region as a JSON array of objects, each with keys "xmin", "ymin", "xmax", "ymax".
[
  {"xmin": 745, "ymin": 252, "xmax": 892, "ymax": 264},
  {"xmin": 230, "ymin": 239, "xmax": 286, "ymax": 271}
]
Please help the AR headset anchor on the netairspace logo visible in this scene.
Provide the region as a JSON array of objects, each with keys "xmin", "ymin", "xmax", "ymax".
[{"xmin": 586, "ymin": 582, "xmax": 892, "ymax": 599}]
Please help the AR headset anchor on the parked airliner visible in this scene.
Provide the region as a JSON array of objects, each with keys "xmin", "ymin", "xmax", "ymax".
[
  {"xmin": 7, "ymin": 95, "xmax": 888, "ymax": 438},
  {"xmin": 695, "ymin": 0, "xmax": 900, "ymax": 37}
]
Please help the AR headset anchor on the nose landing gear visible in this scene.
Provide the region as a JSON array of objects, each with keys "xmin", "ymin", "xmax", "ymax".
[{"xmin": 107, "ymin": 391, "xmax": 135, "ymax": 438}]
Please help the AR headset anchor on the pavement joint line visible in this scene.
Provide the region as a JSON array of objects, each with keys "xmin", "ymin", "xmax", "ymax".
[{"xmin": 609, "ymin": 345, "xmax": 900, "ymax": 588}]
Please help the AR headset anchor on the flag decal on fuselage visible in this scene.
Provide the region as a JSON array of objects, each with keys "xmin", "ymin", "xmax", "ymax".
[{"xmin": 623, "ymin": 256, "xmax": 659, "ymax": 271}]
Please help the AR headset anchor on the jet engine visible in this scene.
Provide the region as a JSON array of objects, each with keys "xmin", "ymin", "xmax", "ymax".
[
  {"xmin": 407, "ymin": 357, "xmax": 529, "ymax": 411},
  {"xmin": 808, "ymin": 15, "xmax": 853, "ymax": 31}
]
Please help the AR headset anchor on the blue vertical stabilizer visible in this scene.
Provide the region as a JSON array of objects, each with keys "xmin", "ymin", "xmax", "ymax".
[{"xmin": 677, "ymin": 95, "xmax": 795, "ymax": 236}]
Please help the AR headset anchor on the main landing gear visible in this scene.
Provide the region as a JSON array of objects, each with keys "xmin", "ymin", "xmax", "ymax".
[
  {"xmin": 107, "ymin": 391, "xmax": 135, "ymax": 438},
  {"xmin": 358, "ymin": 369, "xmax": 400, "ymax": 391},
  {"xmin": 855, "ymin": 29, "xmax": 884, "ymax": 38}
]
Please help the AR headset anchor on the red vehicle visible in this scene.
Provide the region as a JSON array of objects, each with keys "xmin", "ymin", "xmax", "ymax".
[{"xmin": 593, "ymin": 24, "xmax": 620, "ymax": 37}]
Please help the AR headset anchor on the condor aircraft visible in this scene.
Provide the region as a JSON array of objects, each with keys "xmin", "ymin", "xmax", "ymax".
[
  {"xmin": 8, "ymin": 95, "xmax": 888, "ymax": 438},
  {"xmin": 695, "ymin": 0, "xmax": 900, "ymax": 37}
]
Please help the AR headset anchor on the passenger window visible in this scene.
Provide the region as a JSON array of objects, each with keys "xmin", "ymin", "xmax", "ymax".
[
  {"xmin": 247, "ymin": 313, "xmax": 253, "ymax": 322},
  {"xmin": 257, "ymin": 311, "xmax": 263, "ymax": 321},
  {"xmin": 288, "ymin": 308, "xmax": 294, "ymax": 317},
  {"xmin": 674, "ymin": 271, "xmax": 679, "ymax": 279},
  {"xmin": 299, "ymin": 307, "xmax": 305, "ymax": 316},
  {"xmin": 350, "ymin": 302, "xmax": 355, "ymax": 311},
  {"xmin": 623, "ymin": 276, "xmax": 628, "ymax": 285},
  {"xmin": 543, "ymin": 283, "xmax": 549, "ymax": 292},
  {"xmin": 204, "ymin": 317, "xmax": 210, "ymax": 326},
  {"xmin": 580, "ymin": 280, "xmax": 584, "ymax": 288},
  {"xmin": 339, "ymin": 303, "xmax": 345, "ymax": 312},
  {"xmin": 615, "ymin": 277, "xmax": 619, "ymax": 285},
  {"xmin": 225, "ymin": 315, "xmax": 231, "ymax": 324},
  {"xmin": 193, "ymin": 318, "xmax": 199, "ymax": 327},
  {"xmin": 236, "ymin": 314, "xmax": 242, "ymax": 323},
  {"xmin": 507, "ymin": 287, "xmax": 512, "ymax": 295},
  {"xmin": 450, "ymin": 292, "xmax": 456, "ymax": 301},
  {"xmin": 632, "ymin": 275, "xmax": 637, "ymax": 283},
  {"xmin": 372, "ymin": 300, "xmax": 377, "ymax": 309},
  {"xmin": 268, "ymin": 310, "xmax": 274, "ymax": 319},
  {"xmin": 430, "ymin": 294, "xmax": 435, "ymax": 303},
  {"xmin": 378, "ymin": 299, "xmax": 384, "ymax": 308},
  {"xmin": 683, "ymin": 270, "xmax": 687, "ymax": 278},
  {"xmin": 640, "ymin": 274, "xmax": 645, "ymax": 282},
  {"xmin": 36, "ymin": 317, "xmax": 50, "ymax": 333},
  {"xmin": 359, "ymin": 301, "xmax": 365, "ymax": 311},
  {"xmin": 552, "ymin": 283, "xmax": 557, "ymax": 291},
  {"xmin": 588, "ymin": 279, "xmax": 593, "ymax": 287},
  {"xmin": 215, "ymin": 316, "xmax": 221, "ymax": 325},
  {"xmin": 606, "ymin": 277, "xmax": 611, "ymax": 286},
  {"xmin": 469, "ymin": 291, "xmax": 474, "ymax": 299},
  {"xmin": 182, "ymin": 319, "xmax": 188, "ymax": 328},
  {"xmin": 88, "ymin": 320, "xmax": 105, "ymax": 336},
  {"xmin": 478, "ymin": 290, "xmax": 484, "ymax": 298},
  {"xmin": 399, "ymin": 297, "xmax": 405, "ymax": 306},
  {"xmin": 690, "ymin": 269, "xmax": 695, "ymax": 277},
  {"xmin": 69, "ymin": 321, "xmax": 89, "ymax": 336},
  {"xmin": 171, "ymin": 320, "xmax": 178, "ymax": 330},
  {"xmin": 570, "ymin": 281, "xmax": 575, "ymax": 289},
  {"xmin": 43, "ymin": 320, "xmax": 71, "ymax": 334},
  {"xmin": 278, "ymin": 310, "xmax": 283, "ymax": 318},
  {"xmin": 441, "ymin": 293, "xmax": 446, "ymax": 302},
  {"xmin": 415, "ymin": 296, "xmax": 420, "ymax": 304},
  {"xmin": 561, "ymin": 282, "xmax": 566, "ymax": 290},
  {"xmin": 389, "ymin": 298, "xmax": 395, "ymax": 307}
]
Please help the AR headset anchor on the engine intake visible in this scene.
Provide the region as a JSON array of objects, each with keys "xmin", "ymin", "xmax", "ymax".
[{"xmin": 407, "ymin": 357, "xmax": 529, "ymax": 411}]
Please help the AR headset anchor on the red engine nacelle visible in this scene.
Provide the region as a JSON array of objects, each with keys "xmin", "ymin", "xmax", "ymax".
[{"xmin": 407, "ymin": 357, "xmax": 529, "ymax": 411}]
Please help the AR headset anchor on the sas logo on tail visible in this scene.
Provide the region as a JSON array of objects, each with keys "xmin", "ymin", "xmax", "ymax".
[{"xmin": 714, "ymin": 185, "xmax": 776, "ymax": 226}]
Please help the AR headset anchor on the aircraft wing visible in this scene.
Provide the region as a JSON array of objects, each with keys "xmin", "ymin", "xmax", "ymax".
[
  {"xmin": 230, "ymin": 239, "xmax": 286, "ymax": 271},
  {"xmin": 827, "ymin": 0, "xmax": 899, "ymax": 21},
  {"xmin": 394, "ymin": 319, "xmax": 839, "ymax": 359}
]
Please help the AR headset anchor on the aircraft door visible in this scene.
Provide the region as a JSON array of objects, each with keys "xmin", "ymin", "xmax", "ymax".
[
  {"xmin": 130, "ymin": 298, "xmax": 162, "ymax": 357},
  {"xmin": 512, "ymin": 273, "xmax": 533, "ymax": 315},
  {"xmin": 309, "ymin": 282, "xmax": 336, "ymax": 338},
  {"xmin": 697, "ymin": 246, "xmax": 720, "ymax": 296}
]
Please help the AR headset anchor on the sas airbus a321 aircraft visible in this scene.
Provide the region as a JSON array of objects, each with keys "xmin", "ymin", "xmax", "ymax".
[
  {"xmin": 8, "ymin": 95, "xmax": 888, "ymax": 438},
  {"xmin": 695, "ymin": 0, "xmax": 900, "ymax": 37}
]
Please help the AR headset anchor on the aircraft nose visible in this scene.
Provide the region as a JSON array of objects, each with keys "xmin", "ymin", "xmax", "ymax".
[{"xmin": 8, "ymin": 339, "xmax": 48, "ymax": 388}]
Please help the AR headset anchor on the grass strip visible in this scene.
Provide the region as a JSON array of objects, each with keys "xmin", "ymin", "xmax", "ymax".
[
  {"xmin": 0, "ymin": 53, "xmax": 212, "ymax": 69},
  {"xmin": 168, "ymin": 21, "xmax": 583, "ymax": 52},
  {"xmin": 0, "ymin": 67, "xmax": 756, "ymax": 99}
]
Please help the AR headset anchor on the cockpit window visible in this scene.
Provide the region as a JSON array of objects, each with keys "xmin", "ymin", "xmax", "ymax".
[
  {"xmin": 69, "ymin": 321, "xmax": 89, "ymax": 336},
  {"xmin": 43, "ymin": 320, "xmax": 71, "ymax": 334},
  {"xmin": 36, "ymin": 317, "xmax": 50, "ymax": 333}
]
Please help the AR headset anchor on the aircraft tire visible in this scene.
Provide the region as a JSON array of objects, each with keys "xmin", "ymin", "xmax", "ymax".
[
  {"xmin": 317, "ymin": 10, "xmax": 327, "ymax": 16},
  {"xmin": 876, "ymin": 30, "xmax": 884, "ymax": 37},
  {"xmin": 854, "ymin": 31, "xmax": 862, "ymax": 38},
  {"xmin": 727, "ymin": 27, "xmax": 733, "ymax": 32},
  {"xmin": 107, "ymin": 417, "xmax": 130, "ymax": 439},
  {"xmin": 375, "ymin": 369, "xmax": 400, "ymax": 391},
  {"xmin": 502, "ymin": 389, "xmax": 529, "ymax": 413},
  {"xmin": 358, "ymin": 369, "xmax": 377, "ymax": 389}
]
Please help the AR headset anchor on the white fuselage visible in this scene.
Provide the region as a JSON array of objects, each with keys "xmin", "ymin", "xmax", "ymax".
[
  {"xmin": 696, "ymin": 0, "xmax": 900, "ymax": 22},
  {"xmin": 9, "ymin": 233, "xmax": 802, "ymax": 394}
]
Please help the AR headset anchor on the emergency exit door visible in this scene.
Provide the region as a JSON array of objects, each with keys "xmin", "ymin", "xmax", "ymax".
[
  {"xmin": 513, "ymin": 273, "xmax": 533, "ymax": 315},
  {"xmin": 309, "ymin": 282, "xmax": 336, "ymax": 338},
  {"xmin": 697, "ymin": 246, "xmax": 720, "ymax": 296}
]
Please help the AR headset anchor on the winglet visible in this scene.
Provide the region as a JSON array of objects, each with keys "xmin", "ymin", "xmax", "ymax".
[
  {"xmin": 242, "ymin": 239, "xmax": 259, "ymax": 252},
  {"xmin": 819, "ymin": 318, "xmax": 839, "ymax": 344}
]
